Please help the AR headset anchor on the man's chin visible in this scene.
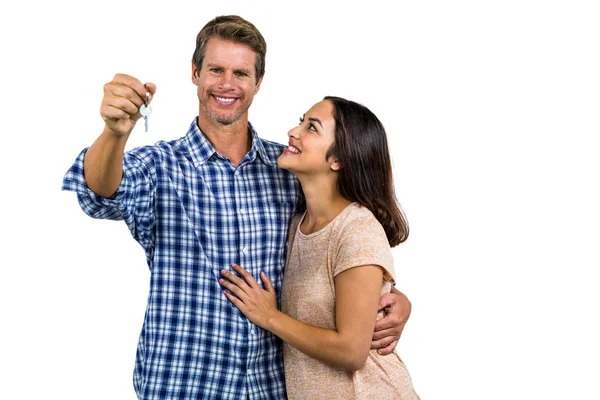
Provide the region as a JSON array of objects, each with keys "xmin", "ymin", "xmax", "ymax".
[{"xmin": 208, "ymin": 111, "xmax": 243, "ymax": 125}]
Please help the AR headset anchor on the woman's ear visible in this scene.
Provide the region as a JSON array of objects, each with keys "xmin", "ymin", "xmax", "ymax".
[{"xmin": 330, "ymin": 159, "xmax": 342, "ymax": 171}]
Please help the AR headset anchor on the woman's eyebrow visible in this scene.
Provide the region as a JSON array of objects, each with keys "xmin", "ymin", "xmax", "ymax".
[{"xmin": 308, "ymin": 117, "xmax": 323, "ymax": 129}]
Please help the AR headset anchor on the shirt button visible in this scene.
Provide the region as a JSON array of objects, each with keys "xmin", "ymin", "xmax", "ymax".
[
  {"xmin": 242, "ymin": 247, "xmax": 248, "ymax": 255},
  {"xmin": 250, "ymin": 328, "xmax": 256, "ymax": 335},
  {"xmin": 239, "ymin": 208, "xmax": 246, "ymax": 214}
]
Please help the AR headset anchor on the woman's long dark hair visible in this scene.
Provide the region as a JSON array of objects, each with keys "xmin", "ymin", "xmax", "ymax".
[{"xmin": 324, "ymin": 96, "xmax": 409, "ymax": 247}]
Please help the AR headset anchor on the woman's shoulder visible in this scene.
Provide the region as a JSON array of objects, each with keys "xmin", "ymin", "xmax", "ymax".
[
  {"xmin": 329, "ymin": 203, "xmax": 389, "ymax": 249},
  {"xmin": 336, "ymin": 203, "xmax": 383, "ymax": 232}
]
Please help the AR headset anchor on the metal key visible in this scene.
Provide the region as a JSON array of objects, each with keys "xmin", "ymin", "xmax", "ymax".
[{"xmin": 140, "ymin": 85, "xmax": 152, "ymax": 132}]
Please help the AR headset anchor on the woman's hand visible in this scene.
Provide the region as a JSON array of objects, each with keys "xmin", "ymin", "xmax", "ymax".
[{"xmin": 219, "ymin": 264, "xmax": 279, "ymax": 329}]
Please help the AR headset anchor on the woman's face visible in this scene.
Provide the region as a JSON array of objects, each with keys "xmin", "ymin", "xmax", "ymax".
[{"xmin": 277, "ymin": 100, "xmax": 340, "ymax": 175}]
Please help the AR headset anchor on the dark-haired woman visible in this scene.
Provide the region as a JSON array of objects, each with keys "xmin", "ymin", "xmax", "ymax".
[{"xmin": 219, "ymin": 97, "xmax": 419, "ymax": 399}]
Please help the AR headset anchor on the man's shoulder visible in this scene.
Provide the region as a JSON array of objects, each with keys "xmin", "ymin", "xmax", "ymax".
[
  {"xmin": 258, "ymin": 137, "xmax": 286, "ymax": 152},
  {"xmin": 257, "ymin": 137, "xmax": 286, "ymax": 164},
  {"xmin": 125, "ymin": 136, "xmax": 186, "ymax": 162}
]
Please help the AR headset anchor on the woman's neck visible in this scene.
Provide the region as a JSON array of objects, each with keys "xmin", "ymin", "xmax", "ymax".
[{"xmin": 297, "ymin": 175, "xmax": 352, "ymax": 235}]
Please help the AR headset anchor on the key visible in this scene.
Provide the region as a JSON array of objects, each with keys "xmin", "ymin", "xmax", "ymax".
[{"xmin": 140, "ymin": 85, "xmax": 152, "ymax": 132}]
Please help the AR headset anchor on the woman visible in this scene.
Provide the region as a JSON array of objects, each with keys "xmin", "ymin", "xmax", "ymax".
[{"xmin": 219, "ymin": 96, "xmax": 419, "ymax": 399}]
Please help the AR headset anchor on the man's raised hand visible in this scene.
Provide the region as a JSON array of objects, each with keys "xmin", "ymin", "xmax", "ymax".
[{"xmin": 100, "ymin": 73, "xmax": 156, "ymax": 136}]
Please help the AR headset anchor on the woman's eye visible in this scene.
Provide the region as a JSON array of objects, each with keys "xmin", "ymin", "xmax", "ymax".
[{"xmin": 298, "ymin": 117, "xmax": 304, "ymax": 125}]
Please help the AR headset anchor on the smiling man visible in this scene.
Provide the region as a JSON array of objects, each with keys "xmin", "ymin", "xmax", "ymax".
[{"xmin": 62, "ymin": 15, "xmax": 411, "ymax": 400}]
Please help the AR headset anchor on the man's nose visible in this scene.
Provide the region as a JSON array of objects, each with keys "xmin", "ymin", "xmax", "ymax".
[{"xmin": 219, "ymin": 72, "xmax": 234, "ymax": 89}]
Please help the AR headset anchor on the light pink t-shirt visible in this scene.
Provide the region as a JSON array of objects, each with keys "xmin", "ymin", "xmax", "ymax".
[{"xmin": 281, "ymin": 203, "xmax": 419, "ymax": 399}]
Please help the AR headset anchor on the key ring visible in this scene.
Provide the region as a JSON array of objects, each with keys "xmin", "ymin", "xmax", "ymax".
[{"xmin": 144, "ymin": 85, "xmax": 150, "ymax": 105}]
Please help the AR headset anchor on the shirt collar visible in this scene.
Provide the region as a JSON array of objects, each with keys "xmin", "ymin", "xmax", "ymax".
[
  {"xmin": 247, "ymin": 122, "xmax": 275, "ymax": 167},
  {"xmin": 183, "ymin": 118, "xmax": 275, "ymax": 168}
]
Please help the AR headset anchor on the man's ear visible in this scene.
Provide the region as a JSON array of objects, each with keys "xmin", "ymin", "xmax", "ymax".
[
  {"xmin": 254, "ymin": 75, "xmax": 264, "ymax": 94},
  {"xmin": 191, "ymin": 60, "xmax": 199, "ymax": 85}
]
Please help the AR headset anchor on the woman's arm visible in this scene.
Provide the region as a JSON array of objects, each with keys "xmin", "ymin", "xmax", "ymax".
[{"xmin": 220, "ymin": 263, "xmax": 384, "ymax": 371}]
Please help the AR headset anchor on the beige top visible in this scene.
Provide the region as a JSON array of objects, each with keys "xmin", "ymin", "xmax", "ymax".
[{"xmin": 281, "ymin": 203, "xmax": 419, "ymax": 399}]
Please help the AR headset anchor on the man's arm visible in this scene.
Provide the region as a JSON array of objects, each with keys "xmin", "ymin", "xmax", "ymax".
[
  {"xmin": 371, "ymin": 286, "xmax": 412, "ymax": 355},
  {"xmin": 83, "ymin": 74, "xmax": 155, "ymax": 198}
]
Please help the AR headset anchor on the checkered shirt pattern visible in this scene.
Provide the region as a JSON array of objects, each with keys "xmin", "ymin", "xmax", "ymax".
[{"xmin": 62, "ymin": 119, "xmax": 302, "ymax": 399}]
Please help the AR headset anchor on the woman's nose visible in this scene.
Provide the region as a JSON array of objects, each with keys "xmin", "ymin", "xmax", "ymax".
[{"xmin": 288, "ymin": 126, "xmax": 300, "ymax": 138}]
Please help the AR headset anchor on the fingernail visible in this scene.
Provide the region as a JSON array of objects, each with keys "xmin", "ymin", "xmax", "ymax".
[{"xmin": 221, "ymin": 270, "xmax": 227, "ymax": 275}]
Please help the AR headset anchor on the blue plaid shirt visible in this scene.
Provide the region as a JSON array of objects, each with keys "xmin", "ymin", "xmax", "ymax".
[{"xmin": 62, "ymin": 119, "xmax": 302, "ymax": 399}]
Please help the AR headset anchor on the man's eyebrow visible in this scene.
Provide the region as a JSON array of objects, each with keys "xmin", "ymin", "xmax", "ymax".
[{"xmin": 308, "ymin": 117, "xmax": 323, "ymax": 129}]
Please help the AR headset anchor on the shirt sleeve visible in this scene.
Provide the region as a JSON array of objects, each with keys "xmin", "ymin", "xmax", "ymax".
[
  {"xmin": 331, "ymin": 211, "xmax": 396, "ymax": 284},
  {"xmin": 61, "ymin": 147, "xmax": 157, "ymax": 258}
]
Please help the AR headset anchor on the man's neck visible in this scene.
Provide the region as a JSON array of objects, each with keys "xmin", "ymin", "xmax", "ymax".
[{"xmin": 197, "ymin": 116, "xmax": 251, "ymax": 167}]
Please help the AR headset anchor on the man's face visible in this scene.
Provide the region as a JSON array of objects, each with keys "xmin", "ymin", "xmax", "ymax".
[{"xmin": 192, "ymin": 38, "xmax": 262, "ymax": 126}]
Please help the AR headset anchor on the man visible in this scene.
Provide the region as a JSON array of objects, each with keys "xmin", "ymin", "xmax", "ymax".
[{"xmin": 62, "ymin": 15, "xmax": 411, "ymax": 399}]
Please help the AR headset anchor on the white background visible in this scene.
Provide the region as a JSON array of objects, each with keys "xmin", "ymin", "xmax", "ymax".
[{"xmin": 1, "ymin": 1, "xmax": 599, "ymax": 399}]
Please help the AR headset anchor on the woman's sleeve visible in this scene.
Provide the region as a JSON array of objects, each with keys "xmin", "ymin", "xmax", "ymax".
[{"xmin": 331, "ymin": 213, "xmax": 396, "ymax": 284}]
